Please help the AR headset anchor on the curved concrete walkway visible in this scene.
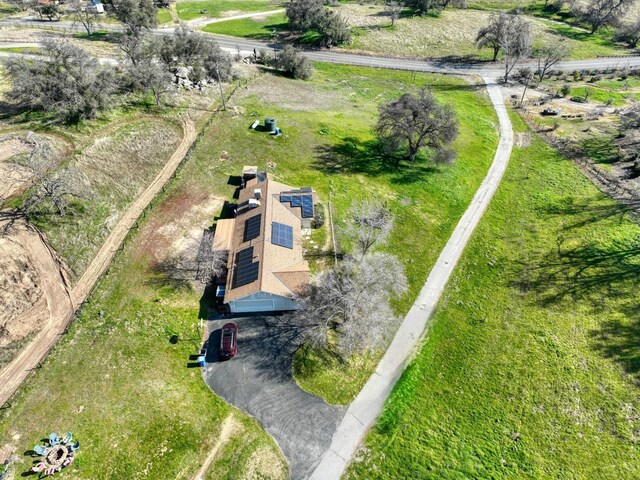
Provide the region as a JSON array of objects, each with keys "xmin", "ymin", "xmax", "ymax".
[{"xmin": 309, "ymin": 77, "xmax": 514, "ymax": 480}]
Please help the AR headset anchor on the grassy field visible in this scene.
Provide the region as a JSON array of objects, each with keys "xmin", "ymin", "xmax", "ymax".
[
  {"xmin": 0, "ymin": 156, "xmax": 287, "ymax": 480},
  {"xmin": 338, "ymin": 4, "xmax": 624, "ymax": 60},
  {"xmin": 0, "ymin": 46, "xmax": 41, "ymax": 54},
  {"xmin": 205, "ymin": 3, "xmax": 625, "ymax": 61},
  {"xmin": 176, "ymin": 0, "xmax": 280, "ymax": 21},
  {"xmin": 95, "ymin": 62, "xmax": 498, "ymax": 405},
  {"xmin": 157, "ymin": 7, "xmax": 174, "ymax": 24},
  {"xmin": 0, "ymin": 62, "xmax": 498, "ymax": 477},
  {"xmin": 344, "ymin": 112, "xmax": 640, "ymax": 479},
  {"xmin": 202, "ymin": 12, "xmax": 287, "ymax": 38}
]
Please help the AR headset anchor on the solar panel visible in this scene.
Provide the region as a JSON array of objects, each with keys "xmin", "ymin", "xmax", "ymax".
[
  {"xmin": 233, "ymin": 246, "xmax": 259, "ymax": 287},
  {"xmin": 244, "ymin": 214, "xmax": 261, "ymax": 242},
  {"xmin": 280, "ymin": 195, "xmax": 291, "ymax": 203},
  {"xmin": 301, "ymin": 195, "xmax": 314, "ymax": 218},
  {"xmin": 272, "ymin": 222, "xmax": 293, "ymax": 249},
  {"xmin": 291, "ymin": 195, "xmax": 302, "ymax": 207}
]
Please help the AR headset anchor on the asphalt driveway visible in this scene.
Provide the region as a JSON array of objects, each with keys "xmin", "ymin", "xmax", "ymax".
[{"xmin": 203, "ymin": 316, "xmax": 345, "ymax": 480}]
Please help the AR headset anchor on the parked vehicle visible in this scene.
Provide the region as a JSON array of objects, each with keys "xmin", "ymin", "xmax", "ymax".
[{"xmin": 219, "ymin": 323, "xmax": 238, "ymax": 359}]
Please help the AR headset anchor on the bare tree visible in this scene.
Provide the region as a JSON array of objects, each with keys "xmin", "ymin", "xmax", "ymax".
[
  {"xmin": 342, "ymin": 199, "xmax": 393, "ymax": 259},
  {"xmin": 534, "ymin": 39, "xmax": 571, "ymax": 82},
  {"xmin": 35, "ymin": 2, "xmax": 61, "ymax": 20},
  {"xmin": 476, "ymin": 12, "xmax": 509, "ymax": 61},
  {"xmin": 614, "ymin": 18, "xmax": 640, "ymax": 48},
  {"xmin": 20, "ymin": 137, "xmax": 78, "ymax": 217},
  {"xmin": 499, "ymin": 14, "xmax": 532, "ymax": 83},
  {"xmin": 71, "ymin": 0, "xmax": 99, "ymax": 36},
  {"xmin": 384, "ymin": 1, "xmax": 401, "ymax": 26},
  {"xmin": 377, "ymin": 87, "xmax": 458, "ymax": 164},
  {"xmin": 125, "ymin": 61, "xmax": 174, "ymax": 105},
  {"xmin": 293, "ymin": 252, "xmax": 407, "ymax": 355},
  {"xmin": 575, "ymin": 0, "xmax": 635, "ymax": 34},
  {"xmin": 118, "ymin": 31, "xmax": 148, "ymax": 65},
  {"xmin": 197, "ymin": 248, "xmax": 227, "ymax": 283}
]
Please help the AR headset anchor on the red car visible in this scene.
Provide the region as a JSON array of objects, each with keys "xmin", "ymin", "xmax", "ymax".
[{"xmin": 219, "ymin": 323, "xmax": 238, "ymax": 359}]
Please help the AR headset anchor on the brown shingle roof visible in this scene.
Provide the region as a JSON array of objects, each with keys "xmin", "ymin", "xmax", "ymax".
[
  {"xmin": 212, "ymin": 218, "xmax": 235, "ymax": 251},
  {"xmin": 223, "ymin": 174, "xmax": 311, "ymax": 304}
]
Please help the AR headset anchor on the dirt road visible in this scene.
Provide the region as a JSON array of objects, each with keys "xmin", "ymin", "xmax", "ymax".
[{"xmin": 0, "ymin": 119, "xmax": 197, "ymax": 407}]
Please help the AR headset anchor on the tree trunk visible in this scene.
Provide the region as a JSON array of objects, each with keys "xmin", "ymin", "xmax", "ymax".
[{"xmin": 492, "ymin": 47, "xmax": 499, "ymax": 62}]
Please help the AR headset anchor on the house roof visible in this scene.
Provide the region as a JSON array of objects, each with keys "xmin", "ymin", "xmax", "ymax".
[
  {"xmin": 223, "ymin": 174, "xmax": 314, "ymax": 304},
  {"xmin": 212, "ymin": 218, "xmax": 235, "ymax": 251}
]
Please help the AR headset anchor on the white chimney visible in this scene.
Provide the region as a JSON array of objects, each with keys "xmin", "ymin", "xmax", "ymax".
[
  {"xmin": 248, "ymin": 198, "xmax": 260, "ymax": 208},
  {"xmin": 254, "ymin": 188, "xmax": 262, "ymax": 200}
]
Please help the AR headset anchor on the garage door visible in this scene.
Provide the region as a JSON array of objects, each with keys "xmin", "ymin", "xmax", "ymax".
[{"xmin": 232, "ymin": 299, "xmax": 275, "ymax": 313}]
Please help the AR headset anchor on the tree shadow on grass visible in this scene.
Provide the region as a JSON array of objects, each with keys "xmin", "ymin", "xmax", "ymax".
[
  {"xmin": 313, "ymin": 137, "xmax": 439, "ymax": 185},
  {"xmin": 539, "ymin": 195, "xmax": 640, "ymax": 230},
  {"xmin": 580, "ymin": 136, "xmax": 621, "ymax": 164},
  {"xmin": 513, "ymin": 230, "xmax": 640, "ymax": 377}
]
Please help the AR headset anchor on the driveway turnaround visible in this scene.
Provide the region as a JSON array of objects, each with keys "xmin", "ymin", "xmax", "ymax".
[
  {"xmin": 203, "ymin": 316, "xmax": 345, "ymax": 480},
  {"xmin": 309, "ymin": 78, "xmax": 514, "ymax": 480}
]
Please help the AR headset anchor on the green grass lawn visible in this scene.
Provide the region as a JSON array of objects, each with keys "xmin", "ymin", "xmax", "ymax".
[
  {"xmin": 202, "ymin": 12, "xmax": 287, "ymax": 38},
  {"xmin": 176, "ymin": 0, "xmax": 280, "ymax": 21},
  {"xmin": 0, "ymin": 172, "xmax": 286, "ymax": 480},
  {"xmin": 157, "ymin": 7, "xmax": 174, "ymax": 24},
  {"xmin": 344, "ymin": 112, "xmax": 640, "ymax": 479},
  {"xmin": 0, "ymin": 62, "xmax": 498, "ymax": 477},
  {"xmin": 568, "ymin": 85, "xmax": 640, "ymax": 105},
  {"xmin": 198, "ymin": 64, "xmax": 493, "ymax": 405},
  {"xmin": 0, "ymin": 46, "xmax": 41, "ymax": 54}
]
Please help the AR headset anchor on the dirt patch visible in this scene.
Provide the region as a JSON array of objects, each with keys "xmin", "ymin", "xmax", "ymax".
[
  {"xmin": 0, "ymin": 234, "xmax": 42, "ymax": 344},
  {"xmin": 142, "ymin": 192, "xmax": 223, "ymax": 263},
  {"xmin": 241, "ymin": 446, "xmax": 287, "ymax": 480},
  {"xmin": 515, "ymin": 132, "xmax": 532, "ymax": 148},
  {"xmin": 0, "ymin": 138, "xmax": 30, "ymax": 162},
  {"xmin": 192, "ymin": 415, "xmax": 241, "ymax": 480},
  {"xmin": 235, "ymin": 74, "xmax": 339, "ymax": 112},
  {"xmin": 0, "ymin": 138, "xmax": 33, "ymax": 200}
]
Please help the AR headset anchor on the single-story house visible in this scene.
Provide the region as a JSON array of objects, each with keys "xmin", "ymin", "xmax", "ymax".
[{"xmin": 213, "ymin": 170, "xmax": 317, "ymax": 313}]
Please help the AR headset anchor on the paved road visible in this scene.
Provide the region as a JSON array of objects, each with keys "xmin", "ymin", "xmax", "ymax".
[
  {"xmin": 2, "ymin": 17, "xmax": 640, "ymax": 76},
  {"xmin": 310, "ymin": 76, "xmax": 514, "ymax": 480},
  {"xmin": 203, "ymin": 316, "xmax": 344, "ymax": 480}
]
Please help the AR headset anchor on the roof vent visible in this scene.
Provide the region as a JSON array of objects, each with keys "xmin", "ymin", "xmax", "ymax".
[{"xmin": 254, "ymin": 188, "xmax": 262, "ymax": 200}]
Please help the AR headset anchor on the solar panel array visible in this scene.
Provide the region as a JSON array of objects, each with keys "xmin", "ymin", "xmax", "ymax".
[
  {"xmin": 301, "ymin": 195, "xmax": 313, "ymax": 218},
  {"xmin": 232, "ymin": 246, "xmax": 259, "ymax": 288},
  {"xmin": 279, "ymin": 191, "xmax": 314, "ymax": 218},
  {"xmin": 272, "ymin": 222, "xmax": 293, "ymax": 249},
  {"xmin": 244, "ymin": 214, "xmax": 261, "ymax": 242}
]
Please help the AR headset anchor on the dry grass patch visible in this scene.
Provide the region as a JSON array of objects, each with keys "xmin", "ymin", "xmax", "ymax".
[
  {"xmin": 36, "ymin": 119, "xmax": 183, "ymax": 278},
  {"xmin": 341, "ymin": 6, "xmax": 623, "ymax": 60},
  {"xmin": 234, "ymin": 73, "xmax": 342, "ymax": 112}
]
